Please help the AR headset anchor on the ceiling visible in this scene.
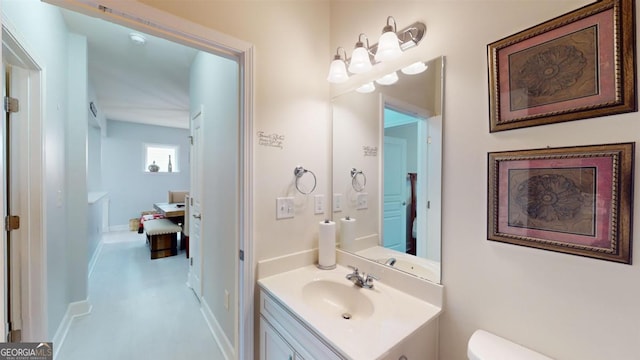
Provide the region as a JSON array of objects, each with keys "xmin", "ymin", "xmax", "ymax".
[{"xmin": 61, "ymin": 9, "xmax": 199, "ymax": 129}]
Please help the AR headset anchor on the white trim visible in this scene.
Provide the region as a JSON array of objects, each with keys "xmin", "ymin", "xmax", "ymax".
[
  {"xmin": 42, "ymin": 1, "xmax": 256, "ymax": 357},
  {"xmin": 87, "ymin": 239, "xmax": 104, "ymax": 279},
  {"xmin": 239, "ymin": 45, "xmax": 255, "ymax": 360},
  {"xmin": 201, "ymin": 298, "xmax": 235, "ymax": 360},
  {"xmin": 52, "ymin": 300, "xmax": 91, "ymax": 360}
]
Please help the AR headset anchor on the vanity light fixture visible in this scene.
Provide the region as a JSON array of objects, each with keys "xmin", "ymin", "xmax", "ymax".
[
  {"xmin": 401, "ymin": 61, "xmax": 428, "ymax": 75},
  {"xmin": 375, "ymin": 16, "xmax": 402, "ymax": 62},
  {"xmin": 327, "ymin": 47, "xmax": 350, "ymax": 84},
  {"xmin": 355, "ymin": 82, "xmax": 376, "ymax": 93},
  {"xmin": 375, "ymin": 71, "xmax": 399, "ymax": 86},
  {"xmin": 348, "ymin": 34, "xmax": 373, "ymax": 74},
  {"xmin": 327, "ymin": 17, "xmax": 426, "ymax": 83}
]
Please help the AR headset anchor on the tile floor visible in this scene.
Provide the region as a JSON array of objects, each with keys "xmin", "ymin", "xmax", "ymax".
[{"xmin": 56, "ymin": 231, "xmax": 224, "ymax": 360}]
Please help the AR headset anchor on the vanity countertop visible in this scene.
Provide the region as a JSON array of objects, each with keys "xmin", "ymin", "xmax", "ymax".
[{"xmin": 258, "ymin": 264, "xmax": 442, "ymax": 359}]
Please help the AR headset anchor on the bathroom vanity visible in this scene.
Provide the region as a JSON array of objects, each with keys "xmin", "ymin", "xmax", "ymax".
[{"xmin": 258, "ymin": 263, "xmax": 442, "ymax": 360}]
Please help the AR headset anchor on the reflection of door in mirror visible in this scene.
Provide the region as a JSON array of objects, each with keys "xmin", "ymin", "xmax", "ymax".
[
  {"xmin": 383, "ymin": 135, "xmax": 407, "ymax": 252},
  {"xmin": 332, "ymin": 56, "xmax": 444, "ymax": 284}
]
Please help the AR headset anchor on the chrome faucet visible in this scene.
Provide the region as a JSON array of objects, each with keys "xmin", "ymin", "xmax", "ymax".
[
  {"xmin": 346, "ymin": 265, "xmax": 378, "ymax": 289},
  {"xmin": 383, "ymin": 257, "xmax": 396, "ymax": 266}
]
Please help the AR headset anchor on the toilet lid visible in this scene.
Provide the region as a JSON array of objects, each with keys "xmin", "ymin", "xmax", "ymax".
[{"xmin": 468, "ymin": 330, "xmax": 554, "ymax": 360}]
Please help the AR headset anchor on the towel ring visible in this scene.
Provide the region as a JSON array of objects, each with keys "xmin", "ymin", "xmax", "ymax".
[
  {"xmin": 294, "ymin": 166, "xmax": 317, "ymax": 195},
  {"xmin": 350, "ymin": 168, "xmax": 366, "ymax": 192}
]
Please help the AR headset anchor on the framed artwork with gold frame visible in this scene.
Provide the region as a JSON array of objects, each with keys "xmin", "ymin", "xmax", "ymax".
[
  {"xmin": 488, "ymin": 0, "xmax": 636, "ymax": 132},
  {"xmin": 487, "ymin": 143, "xmax": 634, "ymax": 264}
]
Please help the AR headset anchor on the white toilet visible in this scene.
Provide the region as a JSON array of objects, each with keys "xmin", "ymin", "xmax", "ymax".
[{"xmin": 468, "ymin": 330, "xmax": 554, "ymax": 360}]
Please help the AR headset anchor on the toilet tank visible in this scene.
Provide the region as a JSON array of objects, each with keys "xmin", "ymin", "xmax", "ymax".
[{"xmin": 468, "ymin": 330, "xmax": 554, "ymax": 360}]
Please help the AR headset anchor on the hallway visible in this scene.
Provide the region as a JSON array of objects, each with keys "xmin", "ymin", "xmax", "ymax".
[{"xmin": 57, "ymin": 231, "xmax": 223, "ymax": 360}]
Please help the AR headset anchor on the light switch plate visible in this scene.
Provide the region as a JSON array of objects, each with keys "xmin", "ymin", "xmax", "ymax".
[
  {"xmin": 276, "ymin": 197, "xmax": 295, "ymax": 219},
  {"xmin": 333, "ymin": 193, "xmax": 343, "ymax": 212},
  {"xmin": 314, "ymin": 194, "xmax": 325, "ymax": 215},
  {"xmin": 356, "ymin": 193, "xmax": 368, "ymax": 210}
]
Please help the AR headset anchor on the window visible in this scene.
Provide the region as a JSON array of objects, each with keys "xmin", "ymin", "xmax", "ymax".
[{"xmin": 144, "ymin": 144, "xmax": 179, "ymax": 173}]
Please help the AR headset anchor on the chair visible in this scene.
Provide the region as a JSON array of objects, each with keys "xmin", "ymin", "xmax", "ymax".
[{"xmin": 168, "ymin": 190, "xmax": 189, "ymax": 204}]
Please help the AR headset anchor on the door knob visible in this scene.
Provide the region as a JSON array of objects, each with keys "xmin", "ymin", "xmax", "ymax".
[
  {"xmin": 402, "ymin": 201, "xmax": 406, "ymax": 206},
  {"xmin": 193, "ymin": 214, "xmax": 201, "ymax": 219}
]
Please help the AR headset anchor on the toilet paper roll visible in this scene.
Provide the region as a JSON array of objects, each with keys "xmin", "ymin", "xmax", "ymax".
[
  {"xmin": 318, "ymin": 220, "xmax": 336, "ymax": 270},
  {"xmin": 340, "ymin": 217, "xmax": 356, "ymax": 251}
]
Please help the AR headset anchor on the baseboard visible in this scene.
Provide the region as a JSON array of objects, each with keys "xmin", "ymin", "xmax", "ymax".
[
  {"xmin": 201, "ymin": 298, "xmax": 235, "ymax": 360},
  {"xmin": 88, "ymin": 239, "xmax": 104, "ymax": 278},
  {"xmin": 52, "ymin": 300, "xmax": 92, "ymax": 359},
  {"xmin": 109, "ymin": 224, "xmax": 129, "ymax": 232}
]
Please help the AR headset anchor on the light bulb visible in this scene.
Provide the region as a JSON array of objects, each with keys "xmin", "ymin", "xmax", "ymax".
[
  {"xmin": 401, "ymin": 61, "xmax": 428, "ymax": 75},
  {"xmin": 375, "ymin": 72, "xmax": 399, "ymax": 86},
  {"xmin": 327, "ymin": 58, "xmax": 349, "ymax": 84},
  {"xmin": 348, "ymin": 47, "xmax": 372, "ymax": 74},
  {"xmin": 375, "ymin": 31, "xmax": 402, "ymax": 62},
  {"xmin": 356, "ymin": 82, "xmax": 376, "ymax": 93}
]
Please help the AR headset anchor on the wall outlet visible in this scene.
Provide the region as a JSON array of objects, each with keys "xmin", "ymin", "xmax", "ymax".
[
  {"xmin": 356, "ymin": 193, "xmax": 368, "ymax": 210},
  {"xmin": 333, "ymin": 193, "xmax": 343, "ymax": 212},
  {"xmin": 224, "ymin": 289, "xmax": 230, "ymax": 310},
  {"xmin": 276, "ymin": 197, "xmax": 295, "ymax": 219},
  {"xmin": 314, "ymin": 195, "xmax": 325, "ymax": 214}
]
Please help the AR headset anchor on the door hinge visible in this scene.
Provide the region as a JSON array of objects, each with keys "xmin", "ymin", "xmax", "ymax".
[
  {"xmin": 4, "ymin": 96, "xmax": 19, "ymax": 113},
  {"xmin": 188, "ymin": 135, "xmax": 193, "ymax": 145},
  {"xmin": 190, "ymin": 257, "xmax": 193, "ymax": 266},
  {"xmin": 5, "ymin": 215, "xmax": 19, "ymax": 231},
  {"xmin": 239, "ymin": 250, "xmax": 244, "ymax": 261}
]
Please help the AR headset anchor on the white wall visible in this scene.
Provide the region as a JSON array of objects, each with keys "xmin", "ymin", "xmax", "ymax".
[
  {"xmin": 332, "ymin": 91, "xmax": 380, "ymax": 241},
  {"xmin": 99, "ymin": 1, "xmax": 640, "ymax": 359},
  {"xmin": 331, "ymin": 1, "xmax": 640, "ymax": 360},
  {"xmin": 189, "ymin": 50, "xmax": 239, "ymax": 347},
  {"xmin": 2, "ymin": 0, "xmax": 75, "ymax": 338},
  {"xmin": 101, "ymin": 120, "xmax": 190, "ymax": 227},
  {"xmin": 87, "ymin": 83, "xmax": 105, "ymax": 192},
  {"xmin": 66, "ymin": 32, "xmax": 89, "ymax": 305}
]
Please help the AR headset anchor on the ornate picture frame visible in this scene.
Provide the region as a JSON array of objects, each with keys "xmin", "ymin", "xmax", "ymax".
[
  {"xmin": 488, "ymin": 0, "xmax": 636, "ymax": 132},
  {"xmin": 487, "ymin": 143, "xmax": 634, "ymax": 264}
]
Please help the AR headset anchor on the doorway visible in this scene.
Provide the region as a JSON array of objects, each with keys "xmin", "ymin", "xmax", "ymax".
[{"xmin": 1, "ymin": 22, "xmax": 46, "ymax": 343}]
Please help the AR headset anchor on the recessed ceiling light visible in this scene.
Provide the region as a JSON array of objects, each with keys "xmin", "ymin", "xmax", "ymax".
[{"xmin": 129, "ymin": 32, "xmax": 147, "ymax": 46}]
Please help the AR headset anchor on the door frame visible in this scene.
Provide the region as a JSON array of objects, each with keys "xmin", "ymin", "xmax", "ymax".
[
  {"xmin": 380, "ymin": 95, "xmax": 431, "ymax": 257},
  {"xmin": 1, "ymin": 14, "xmax": 47, "ymax": 342},
  {"xmin": 27, "ymin": 1, "xmax": 255, "ymax": 357}
]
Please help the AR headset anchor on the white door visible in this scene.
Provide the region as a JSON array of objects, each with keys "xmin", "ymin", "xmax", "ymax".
[
  {"xmin": 188, "ymin": 108, "xmax": 203, "ymax": 299},
  {"xmin": 383, "ymin": 136, "xmax": 407, "ymax": 252}
]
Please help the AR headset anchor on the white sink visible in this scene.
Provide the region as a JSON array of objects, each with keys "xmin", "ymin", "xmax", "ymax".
[
  {"xmin": 258, "ymin": 264, "xmax": 442, "ymax": 359},
  {"xmin": 302, "ymin": 279, "xmax": 374, "ymax": 320}
]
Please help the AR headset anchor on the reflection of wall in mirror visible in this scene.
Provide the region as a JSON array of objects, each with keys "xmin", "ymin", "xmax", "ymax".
[
  {"xmin": 332, "ymin": 90, "xmax": 380, "ymax": 245},
  {"xmin": 332, "ymin": 57, "xmax": 443, "ymax": 276}
]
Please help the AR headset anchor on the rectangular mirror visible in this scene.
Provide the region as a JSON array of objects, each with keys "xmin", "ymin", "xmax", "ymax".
[{"xmin": 332, "ymin": 56, "xmax": 444, "ymax": 283}]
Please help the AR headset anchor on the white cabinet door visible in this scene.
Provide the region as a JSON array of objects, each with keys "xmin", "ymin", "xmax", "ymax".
[{"xmin": 260, "ymin": 317, "xmax": 295, "ymax": 360}]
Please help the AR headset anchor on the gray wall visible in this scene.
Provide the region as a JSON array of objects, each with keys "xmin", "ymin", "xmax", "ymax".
[
  {"xmin": 190, "ymin": 51, "xmax": 239, "ymax": 348},
  {"xmin": 101, "ymin": 120, "xmax": 190, "ymax": 227},
  {"xmin": 66, "ymin": 32, "xmax": 89, "ymax": 308}
]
